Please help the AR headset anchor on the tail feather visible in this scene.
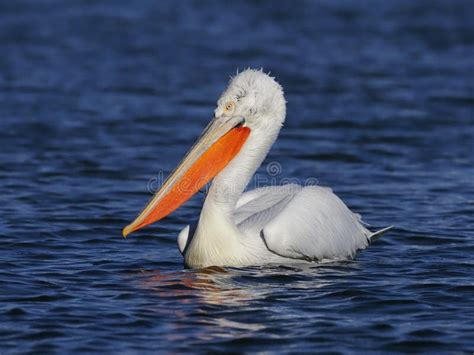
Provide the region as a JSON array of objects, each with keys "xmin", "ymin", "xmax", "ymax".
[{"xmin": 369, "ymin": 226, "xmax": 393, "ymax": 243}]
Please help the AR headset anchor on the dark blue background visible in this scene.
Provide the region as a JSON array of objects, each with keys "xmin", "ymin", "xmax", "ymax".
[{"xmin": 1, "ymin": 0, "xmax": 473, "ymax": 353}]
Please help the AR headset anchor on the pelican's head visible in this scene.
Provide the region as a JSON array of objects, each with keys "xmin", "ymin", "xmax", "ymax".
[
  {"xmin": 215, "ymin": 69, "xmax": 286, "ymax": 131},
  {"xmin": 123, "ymin": 69, "xmax": 286, "ymax": 237}
]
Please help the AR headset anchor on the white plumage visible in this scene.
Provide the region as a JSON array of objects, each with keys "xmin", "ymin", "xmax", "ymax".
[{"xmin": 171, "ymin": 69, "xmax": 389, "ymax": 268}]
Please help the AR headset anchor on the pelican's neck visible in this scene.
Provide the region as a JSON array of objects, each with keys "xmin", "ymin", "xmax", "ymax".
[
  {"xmin": 204, "ymin": 126, "xmax": 279, "ymax": 217},
  {"xmin": 184, "ymin": 125, "xmax": 281, "ymax": 267}
]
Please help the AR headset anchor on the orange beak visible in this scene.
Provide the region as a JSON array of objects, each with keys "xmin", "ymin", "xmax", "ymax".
[{"xmin": 122, "ymin": 116, "xmax": 250, "ymax": 238}]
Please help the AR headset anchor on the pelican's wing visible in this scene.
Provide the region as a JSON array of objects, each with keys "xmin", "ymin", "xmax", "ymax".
[
  {"xmin": 234, "ymin": 184, "xmax": 302, "ymax": 235},
  {"xmin": 177, "ymin": 225, "xmax": 190, "ymax": 255},
  {"xmin": 260, "ymin": 186, "xmax": 371, "ymax": 261}
]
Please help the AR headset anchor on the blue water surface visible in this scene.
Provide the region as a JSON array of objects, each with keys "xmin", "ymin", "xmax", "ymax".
[{"xmin": 1, "ymin": 0, "xmax": 473, "ymax": 353}]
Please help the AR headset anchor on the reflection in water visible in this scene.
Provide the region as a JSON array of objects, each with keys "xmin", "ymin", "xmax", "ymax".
[
  {"xmin": 134, "ymin": 263, "xmax": 358, "ymax": 342},
  {"xmin": 136, "ymin": 266, "xmax": 270, "ymax": 340},
  {"xmin": 138, "ymin": 266, "xmax": 266, "ymax": 306}
]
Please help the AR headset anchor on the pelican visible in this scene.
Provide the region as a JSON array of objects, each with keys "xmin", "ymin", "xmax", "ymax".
[{"xmin": 123, "ymin": 69, "xmax": 390, "ymax": 269}]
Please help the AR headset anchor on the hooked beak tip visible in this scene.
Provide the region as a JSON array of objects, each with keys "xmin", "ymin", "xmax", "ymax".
[{"xmin": 122, "ymin": 225, "xmax": 132, "ymax": 239}]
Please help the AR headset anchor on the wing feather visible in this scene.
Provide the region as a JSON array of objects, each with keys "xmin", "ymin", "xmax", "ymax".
[
  {"xmin": 261, "ymin": 186, "xmax": 370, "ymax": 261},
  {"xmin": 234, "ymin": 184, "xmax": 302, "ymax": 231}
]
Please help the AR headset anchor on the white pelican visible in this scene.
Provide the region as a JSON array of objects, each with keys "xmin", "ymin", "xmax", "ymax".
[{"xmin": 123, "ymin": 69, "xmax": 390, "ymax": 268}]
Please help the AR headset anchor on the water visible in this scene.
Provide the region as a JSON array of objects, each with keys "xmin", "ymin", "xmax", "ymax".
[{"xmin": 1, "ymin": 0, "xmax": 473, "ymax": 353}]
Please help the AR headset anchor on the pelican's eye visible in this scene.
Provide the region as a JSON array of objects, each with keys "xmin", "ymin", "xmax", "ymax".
[{"xmin": 224, "ymin": 101, "xmax": 235, "ymax": 113}]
